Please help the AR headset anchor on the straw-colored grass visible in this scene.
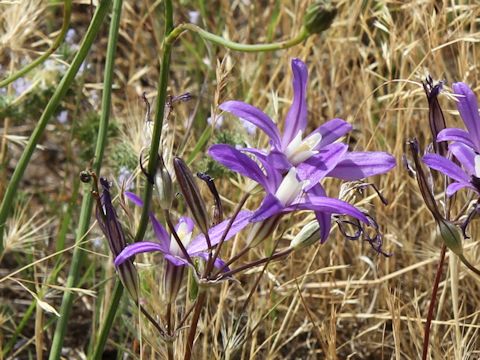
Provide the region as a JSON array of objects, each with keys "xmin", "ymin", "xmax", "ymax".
[{"xmin": 1, "ymin": 0, "xmax": 480, "ymax": 359}]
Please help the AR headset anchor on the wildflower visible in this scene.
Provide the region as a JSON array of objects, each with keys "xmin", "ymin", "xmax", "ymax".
[
  {"xmin": 114, "ymin": 192, "xmax": 252, "ymax": 269},
  {"xmin": 209, "ymin": 144, "xmax": 369, "ymax": 243},
  {"xmin": 217, "ymin": 58, "xmax": 395, "ymax": 187},
  {"xmin": 437, "ymin": 82, "xmax": 480, "ymax": 152},
  {"xmin": 56, "ymin": 110, "xmax": 68, "ymax": 124},
  {"xmin": 423, "ymin": 142, "xmax": 480, "ymax": 196},
  {"xmin": 96, "ymin": 178, "xmax": 139, "ymax": 301}
]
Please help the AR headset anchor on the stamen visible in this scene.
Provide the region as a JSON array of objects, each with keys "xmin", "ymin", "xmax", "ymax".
[{"xmin": 284, "ymin": 131, "xmax": 322, "ymax": 165}]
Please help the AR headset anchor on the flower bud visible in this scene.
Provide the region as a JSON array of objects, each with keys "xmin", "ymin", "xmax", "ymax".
[
  {"xmin": 173, "ymin": 157, "xmax": 210, "ymax": 236},
  {"xmin": 155, "ymin": 158, "xmax": 173, "ymax": 210},
  {"xmin": 303, "ymin": 1, "xmax": 337, "ymax": 35},
  {"xmin": 438, "ymin": 219, "xmax": 463, "ymax": 256},
  {"xmin": 290, "ymin": 221, "xmax": 321, "ymax": 249}
]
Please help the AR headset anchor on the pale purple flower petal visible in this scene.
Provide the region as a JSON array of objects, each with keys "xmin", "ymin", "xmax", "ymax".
[
  {"xmin": 282, "ymin": 58, "xmax": 308, "ymax": 148},
  {"xmin": 437, "ymin": 128, "xmax": 475, "ymax": 149},
  {"xmin": 446, "ymin": 182, "xmax": 475, "ymax": 196},
  {"xmin": 149, "ymin": 213, "xmax": 170, "ymax": 251},
  {"xmin": 188, "ymin": 210, "xmax": 253, "ymax": 253},
  {"xmin": 453, "ymin": 82, "xmax": 480, "ymax": 150},
  {"xmin": 115, "ymin": 241, "xmax": 166, "ymax": 266},
  {"xmin": 164, "ymin": 254, "xmax": 190, "ymax": 267},
  {"xmin": 312, "ymin": 118, "xmax": 353, "ymax": 149},
  {"xmin": 220, "ymin": 100, "xmax": 281, "ymax": 148},
  {"xmin": 125, "ymin": 191, "xmax": 144, "ymax": 206},
  {"xmin": 327, "ymin": 151, "xmax": 396, "ymax": 181},
  {"xmin": 208, "ymin": 144, "xmax": 271, "ymax": 191},
  {"xmin": 449, "ymin": 142, "xmax": 476, "ymax": 175},
  {"xmin": 422, "ymin": 154, "xmax": 471, "ymax": 183},
  {"xmin": 287, "ymin": 195, "xmax": 369, "ymax": 224},
  {"xmin": 296, "ymin": 143, "xmax": 348, "ymax": 190},
  {"xmin": 250, "ymin": 194, "xmax": 284, "ymax": 222},
  {"xmin": 195, "ymin": 252, "xmax": 230, "ymax": 271},
  {"xmin": 308, "ymin": 184, "xmax": 332, "ymax": 243}
]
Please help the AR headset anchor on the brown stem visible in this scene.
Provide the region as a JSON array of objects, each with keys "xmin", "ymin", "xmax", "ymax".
[
  {"xmin": 422, "ymin": 244, "xmax": 447, "ymax": 360},
  {"xmin": 217, "ymin": 246, "xmax": 252, "ymax": 274},
  {"xmin": 205, "ymin": 192, "xmax": 250, "ymax": 276},
  {"xmin": 139, "ymin": 304, "xmax": 166, "ymax": 337},
  {"xmin": 184, "ymin": 291, "xmax": 206, "ymax": 360},
  {"xmin": 216, "ymin": 248, "xmax": 293, "ymax": 280}
]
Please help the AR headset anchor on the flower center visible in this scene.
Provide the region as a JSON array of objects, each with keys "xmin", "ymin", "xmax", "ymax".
[
  {"xmin": 170, "ymin": 220, "xmax": 193, "ymax": 256},
  {"xmin": 284, "ymin": 131, "xmax": 322, "ymax": 165},
  {"xmin": 275, "ymin": 168, "xmax": 309, "ymax": 206},
  {"xmin": 475, "ymin": 155, "xmax": 480, "ymax": 178}
]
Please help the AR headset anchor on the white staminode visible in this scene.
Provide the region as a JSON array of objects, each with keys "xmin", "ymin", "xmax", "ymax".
[
  {"xmin": 475, "ymin": 155, "xmax": 480, "ymax": 178},
  {"xmin": 275, "ymin": 168, "xmax": 309, "ymax": 206},
  {"xmin": 284, "ymin": 131, "xmax": 322, "ymax": 165},
  {"xmin": 170, "ymin": 220, "xmax": 193, "ymax": 256}
]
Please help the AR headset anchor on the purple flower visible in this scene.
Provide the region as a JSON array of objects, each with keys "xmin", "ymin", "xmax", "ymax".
[
  {"xmin": 217, "ymin": 58, "xmax": 395, "ymax": 186},
  {"xmin": 437, "ymin": 82, "xmax": 480, "ymax": 152},
  {"xmin": 423, "ymin": 142, "xmax": 480, "ymax": 196},
  {"xmin": 114, "ymin": 192, "xmax": 252, "ymax": 269},
  {"xmin": 208, "ymin": 144, "xmax": 369, "ymax": 242}
]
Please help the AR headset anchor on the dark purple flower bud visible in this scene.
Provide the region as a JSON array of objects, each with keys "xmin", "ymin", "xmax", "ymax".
[
  {"xmin": 96, "ymin": 178, "xmax": 139, "ymax": 301},
  {"xmin": 408, "ymin": 140, "xmax": 463, "ymax": 255},
  {"xmin": 197, "ymin": 172, "xmax": 223, "ymax": 226},
  {"xmin": 173, "ymin": 157, "xmax": 210, "ymax": 236},
  {"xmin": 423, "ymin": 76, "xmax": 447, "ymax": 156}
]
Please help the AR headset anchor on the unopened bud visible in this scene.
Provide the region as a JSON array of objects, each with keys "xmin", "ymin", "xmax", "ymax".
[
  {"xmin": 438, "ymin": 219, "xmax": 463, "ymax": 256},
  {"xmin": 303, "ymin": 1, "xmax": 337, "ymax": 35},
  {"xmin": 290, "ymin": 221, "xmax": 321, "ymax": 249},
  {"xmin": 155, "ymin": 158, "xmax": 173, "ymax": 210},
  {"xmin": 173, "ymin": 157, "xmax": 210, "ymax": 235}
]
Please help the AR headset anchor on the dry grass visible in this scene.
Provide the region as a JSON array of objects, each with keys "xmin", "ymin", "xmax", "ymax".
[{"xmin": 1, "ymin": 0, "xmax": 480, "ymax": 359}]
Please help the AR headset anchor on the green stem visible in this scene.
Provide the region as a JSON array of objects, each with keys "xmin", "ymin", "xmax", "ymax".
[
  {"xmin": 91, "ymin": 280, "xmax": 124, "ymax": 360},
  {"xmin": 48, "ymin": 1, "xmax": 115, "ymax": 359},
  {"xmin": 0, "ymin": 0, "xmax": 73, "ymax": 88},
  {"xmin": 2, "ymin": 299, "xmax": 36, "ymax": 357},
  {"xmin": 0, "ymin": 0, "xmax": 111, "ymax": 256},
  {"xmin": 166, "ymin": 23, "xmax": 309, "ymax": 51},
  {"xmin": 134, "ymin": 0, "xmax": 174, "ymax": 242}
]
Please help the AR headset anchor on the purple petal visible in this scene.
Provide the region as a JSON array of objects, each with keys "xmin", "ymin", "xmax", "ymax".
[
  {"xmin": 308, "ymin": 184, "xmax": 332, "ymax": 243},
  {"xmin": 437, "ymin": 128, "xmax": 476, "ymax": 149},
  {"xmin": 125, "ymin": 191, "xmax": 144, "ymax": 207},
  {"xmin": 188, "ymin": 210, "xmax": 253, "ymax": 254},
  {"xmin": 282, "ymin": 58, "xmax": 308, "ymax": 148},
  {"xmin": 195, "ymin": 252, "xmax": 230, "ymax": 271},
  {"xmin": 453, "ymin": 82, "xmax": 480, "ymax": 150},
  {"xmin": 422, "ymin": 154, "xmax": 470, "ymax": 183},
  {"xmin": 220, "ymin": 101, "xmax": 281, "ymax": 148},
  {"xmin": 327, "ymin": 151, "xmax": 396, "ymax": 181},
  {"xmin": 164, "ymin": 254, "xmax": 190, "ymax": 267},
  {"xmin": 446, "ymin": 182, "xmax": 475, "ymax": 196},
  {"xmin": 287, "ymin": 196, "xmax": 369, "ymax": 224},
  {"xmin": 241, "ymin": 148, "xmax": 286, "ymax": 189},
  {"xmin": 208, "ymin": 144, "xmax": 270, "ymax": 190},
  {"xmin": 297, "ymin": 143, "xmax": 348, "ymax": 190},
  {"xmin": 115, "ymin": 241, "xmax": 166, "ymax": 266},
  {"xmin": 449, "ymin": 142, "xmax": 476, "ymax": 176},
  {"xmin": 175, "ymin": 216, "xmax": 195, "ymax": 234},
  {"xmin": 149, "ymin": 213, "xmax": 170, "ymax": 251},
  {"xmin": 311, "ymin": 118, "xmax": 353, "ymax": 149},
  {"xmin": 250, "ymin": 193, "xmax": 284, "ymax": 222}
]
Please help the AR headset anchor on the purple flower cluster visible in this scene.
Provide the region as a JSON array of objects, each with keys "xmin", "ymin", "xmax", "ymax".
[
  {"xmin": 423, "ymin": 83, "xmax": 480, "ymax": 196},
  {"xmin": 210, "ymin": 58, "xmax": 396, "ymax": 242},
  {"xmin": 114, "ymin": 58, "xmax": 396, "ymax": 278}
]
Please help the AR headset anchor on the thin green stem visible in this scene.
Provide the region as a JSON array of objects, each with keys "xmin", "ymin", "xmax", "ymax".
[
  {"xmin": 166, "ymin": 23, "xmax": 309, "ymax": 51},
  {"xmin": 91, "ymin": 281, "xmax": 124, "ymax": 360},
  {"xmin": 134, "ymin": 0, "xmax": 174, "ymax": 243},
  {"xmin": 0, "ymin": 0, "xmax": 111, "ymax": 256},
  {"xmin": 0, "ymin": 0, "xmax": 73, "ymax": 88},
  {"xmin": 2, "ymin": 300, "xmax": 36, "ymax": 357},
  {"xmin": 48, "ymin": 1, "xmax": 115, "ymax": 359}
]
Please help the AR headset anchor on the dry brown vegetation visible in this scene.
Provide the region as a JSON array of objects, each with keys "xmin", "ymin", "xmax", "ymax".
[{"xmin": 1, "ymin": 0, "xmax": 480, "ymax": 359}]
